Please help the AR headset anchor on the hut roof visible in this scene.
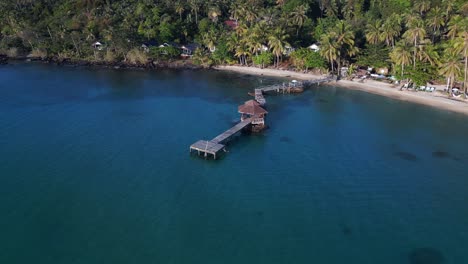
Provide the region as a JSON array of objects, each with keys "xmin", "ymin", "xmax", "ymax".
[{"xmin": 238, "ymin": 100, "xmax": 268, "ymax": 115}]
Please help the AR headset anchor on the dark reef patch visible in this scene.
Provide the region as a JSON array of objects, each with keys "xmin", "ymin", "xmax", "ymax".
[
  {"xmin": 394, "ymin": 151, "xmax": 419, "ymax": 162},
  {"xmin": 280, "ymin": 136, "xmax": 293, "ymax": 144},
  {"xmin": 409, "ymin": 247, "xmax": 444, "ymax": 264},
  {"xmin": 432, "ymin": 151, "xmax": 450, "ymax": 158},
  {"xmin": 340, "ymin": 224, "xmax": 352, "ymax": 236}
]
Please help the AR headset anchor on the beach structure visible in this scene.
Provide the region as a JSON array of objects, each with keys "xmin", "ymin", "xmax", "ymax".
[
  {"xmin": 92, "ymin": 41, "xmax": 104, "ymax": 51},
  {"xmin": 181, "ymin": 43, "xmax": 199, "ymax": 57},
  {"xmin": 238, "ymin": 100, "xmax": 268, "ymax": 131},
  {"xmin": 141, "ymin": 40, "xmax": 158, "ymax": 53},
  {"xmin": 190, "ymin": 75, "xmax": 335, "ymax": 159},
  {"xmin": 253, "ymin": 76, "xmax": 335, "ymax": 105},
  {"xmin": 308, "ymin": 43, "xmax": 320, "ymax": 52},
  {"xmin": 189, "ymin": 100, "xmax": 268, "ymax": 159},
  {"xmin": 189, "ymin": 118, "xmax": 253, "ymax": 159}
]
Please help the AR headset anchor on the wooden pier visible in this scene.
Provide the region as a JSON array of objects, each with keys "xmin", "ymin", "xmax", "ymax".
[
  {"xmin": 190, "ymin": 76, "xmax": 335, "ymax": 159},
  {"xmin": 253, "ymin": 76, "xmax": 335, "ymax": 105},
  {"xmin": 190, "ymin": 118, "xmax": 252, "ymax": 159}
]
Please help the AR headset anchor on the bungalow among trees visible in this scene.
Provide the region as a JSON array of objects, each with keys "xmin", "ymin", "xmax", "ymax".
[
  {"xmin": 92, "ymin": 42, "xmax": 104, "ymax": 51},
  {"xmin": 181, "ymin": 44, "xmax": 199, "ymax": 57},
  {"xmin": 308, "ymin": 44, "xmax": 320, "ymax": 52}
]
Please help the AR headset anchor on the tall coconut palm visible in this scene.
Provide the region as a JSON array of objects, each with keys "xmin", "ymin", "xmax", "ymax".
[
  {"xmin": 244, "ymin": 5, "xmax": 259, "ymax": 26},
  {"xmin": 381, "ymin": 15, "xmax": 401, "ymax": 48},
  {"xmin": 403, "ymin": 18, "xmax": 426, "ymax": 68},
  {"xmin": 453, "ymin": 30, "xmax": 468, "ymax": 97},
  {"xmin": 174, "ymin": 1, "xmax": 185, "ymax": 20},
  {"xmin": 439, "ymin": 51, "xmax": 461, "ymax": 96},
  {"xmin": 268, "ymin": 27, "xmax": 289, "ymax": 67},
  {"xmin": 365, "ymin": 20, "xmax": 382, "ymax": 45},
  {"xmin": 332, "ymin": 20, "xmax": 357, "ymax": 75},
  {"xmin": 447, "ymin": 15, "xmax": 464, "ymax": 40},
  {"xmin": 208, "ymin": 5, "xmax": 221, "ymax": 23},
  {"xmin": 390, "ymin": 42, "xmax": 412, "ymax": 80},
  {"xmin": 290, "ymin": 4, "xmax": 308, "ymax": 37},
  {"xmin": 413, "ymin": 0, "xmax": 431, "ymax": 16},
  {"xmin": 235, "ymin": 41, "xmax": 250, "ymax": 65},
  {"xmin": 442, "ymin": 0, "xmax": 456, "ymax": 18},
  {"xmin": 319, "ymin": 33, "xmax": 338, "ymax": 74},
  {"xmin": 276, "ymin": 0, "xmax": 286, "ymax": 7},
  {"xmin": 417, "ymin": 41, "xmax": 439, "ymax": 66},
  {"xmin": 426, "ymin": 7, "xmax": 445, "ymax": 43},
  {"xmin": 189, "ymin": 0, "xmax": 201, "ymax": 24},
  {"xmin": 202, "ymin": 29, "xmax": 217, "ymax": 52}
]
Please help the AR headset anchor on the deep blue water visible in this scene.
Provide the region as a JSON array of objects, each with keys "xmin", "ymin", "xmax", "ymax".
[{"xmin": 1, "ymin": 63, "xmax": 468, "ymax": 264}]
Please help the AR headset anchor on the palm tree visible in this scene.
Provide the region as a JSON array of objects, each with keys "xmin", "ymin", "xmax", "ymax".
[
  {"xmin": 417, "ymin": 41, "xmax": 439, "ymax": 66},
  {"xmin": 320, "ymin": 33, "xmax": 338, "ymax": 74},
  {"xmin": 403, "ymin": 18, "xmax": 426, "ymax": 68},
  {"xmin": 208, "ymin": 5, "xmax": 221, "ymax": 23},
  {"xmin": 426, "ymin": 7, "xmax": 445, "ymax": 43},
  {"xmin": 381, "ymin": 15, "xmax": 401, "ymax": 48},
  {"xmin": 332, "ymin": 20, "xmax": 357, "ymax": 75},
  {"xmin": 268, "ymin": 27, "xmax": 289, "ymax": 67},
  {"xmin": 290, "ymin": 4, "xmax": 308, "ymax": 37},
  {"xmin": 235, "ymin": 41, "xmax": 250, "ymax": 65},
  {"xmin": 447, "ymin": 15, "xmax": 464, "ymax": 40},
  {"xmin": 276, "ymin": 0, "xmax": 286, "ymax": 7},
  {"xmin": 453, "ymin": 30, "xmax": 468, "ymax": 97},
  {"xmin": 442, "ymin": 0, "xmax": 456, "ymax": 19},
  {"xmin": 244, "ymin": 5, "xmax": 259, "ymax": 26},
  {"xmin": 189, "ymin": 0, "xmax": 201, "ymax": 24},
  {"xmin": 390, "ymin": 42, "xmax": 412, "ymax": 80},
  {"xmin": 439, "ymin": 51, "xmax": 461, "ymax": 96},
  {"xmin": 202, "ymin": 30, "xmax": 217, "ymax": 52},
  {"xmin": 365, "ymin": 20, "xmax": 382, "ymax": 45},
  {"xmin": 230, "ymin": 2, "xmax": 242, "ymax": 22},
  {"xmin": 175, "ymin": 1, "xmax": 185, "ymax": 20},
  {"xmin": 413, "ymin": 0, "xmax": 431, "ymax": 16}
]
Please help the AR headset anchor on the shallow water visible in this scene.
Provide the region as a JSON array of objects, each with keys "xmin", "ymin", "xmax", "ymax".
[{"xmin": 1, "ymin": 63, "xmax": 468, "ymax": 263}]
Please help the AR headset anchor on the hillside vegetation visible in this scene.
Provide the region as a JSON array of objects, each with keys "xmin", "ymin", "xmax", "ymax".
[{"xmin": 0, "ymin": 0, "xmax": 467, "ymax": 91}]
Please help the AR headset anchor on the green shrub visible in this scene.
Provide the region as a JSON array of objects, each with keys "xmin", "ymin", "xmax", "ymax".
[
  {"xmin": 126, "ymin": 48, "xmax": 148, "ymax": 64},
  {"xmin": 252, "ymin": 52, "xmax": 274, "ymax": 68}
]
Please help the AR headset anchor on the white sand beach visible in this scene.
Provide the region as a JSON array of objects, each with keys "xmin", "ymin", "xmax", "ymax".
[{"xmin": 215, "ymin": 65, "xmax": 468, "ymax": 116}]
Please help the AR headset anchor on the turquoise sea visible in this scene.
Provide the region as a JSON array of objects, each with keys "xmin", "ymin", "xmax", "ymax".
[{"xmin": 1, "ymin": 63, "xmax": 468, "ymax": 263}]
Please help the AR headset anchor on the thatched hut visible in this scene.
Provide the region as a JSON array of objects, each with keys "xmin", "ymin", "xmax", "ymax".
[{"xmin": 238, "ymin": 100, "xmax": 268, "ymax": 131}]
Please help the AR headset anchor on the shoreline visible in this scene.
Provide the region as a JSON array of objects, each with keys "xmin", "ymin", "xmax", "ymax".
[
  {"xmin": 215, "ymin": 65, "xmax": 468, "ymax": 116},
  {"xmin": 3, "ymin": 58, "xmax": 468, "ymax": 116}
]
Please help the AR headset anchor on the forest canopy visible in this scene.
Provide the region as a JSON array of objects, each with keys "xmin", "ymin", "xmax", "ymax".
[{"xmin": 0, "ymin": 0, "xmax": 467, "ymax": 90}]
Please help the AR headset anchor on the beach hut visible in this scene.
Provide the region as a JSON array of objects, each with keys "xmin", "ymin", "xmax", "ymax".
[
  {"xmin": 92, "ymin": 41, "xmax": 104, "ymax": 51},
  {"xmin": 238, "ymin": 100, "xmax": 268, "ymax": 131},
  {"xmin": 141, "ymin": 40, "xmax": 158, "ymax": 53},
  {"xmin": 308, "ymin": 43, "xmax": 320, "ymax": 52},
  {"xmin": 181, "ymin": 43, "xmax": 199, "ymax": 57}
]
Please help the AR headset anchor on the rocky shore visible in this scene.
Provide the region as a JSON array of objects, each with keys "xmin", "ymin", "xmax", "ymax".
[{"xmin": 0, "ymin": 55, "xmax": 206, "ymax": 71}]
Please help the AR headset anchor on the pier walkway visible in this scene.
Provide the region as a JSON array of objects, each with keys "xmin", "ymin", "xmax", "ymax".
[
  {"xmin": 189, "ymin": 76, "xmax": 335, "ymax": 159},
  {"xmin": 254, "ymin": 76, "xmax": 335, "ymax": 105},
  {"xmin": 190, "ymin": 118, "xmax": 252, "ymax": 159}
]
